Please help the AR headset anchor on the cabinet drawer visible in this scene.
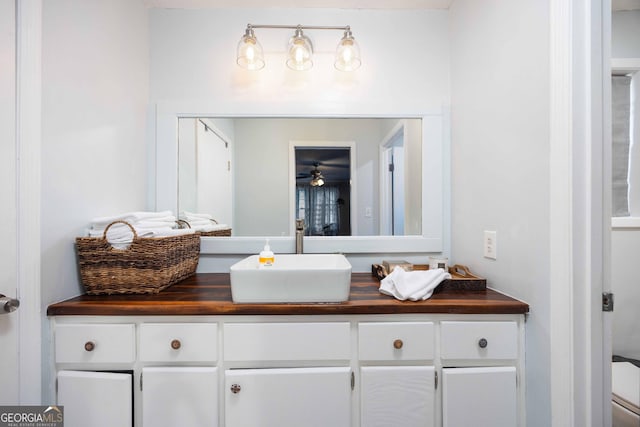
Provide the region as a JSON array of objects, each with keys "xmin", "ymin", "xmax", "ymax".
[
  {"xmin": 359, "ymin": 322, "xmax": 434, "ymax": 361},
  {"xmin": 139, "ymin": 323, "xmax": 218, "ymax": 363},
  {"xmin": 224, "ymin": 322, "xmax": 350, "ymax": 362},
  {"xmin": 55, "ymin": 324, "xmax": 135, "ymax": 364},
  {"xmin": 440, "ymin": 321, "xmax": 518, "ymax": 361}
]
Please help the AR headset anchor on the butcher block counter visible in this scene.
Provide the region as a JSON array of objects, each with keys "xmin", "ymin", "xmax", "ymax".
[{"xmin": 47, "ymin": 273, "xmax": 529, "ymax": 316}]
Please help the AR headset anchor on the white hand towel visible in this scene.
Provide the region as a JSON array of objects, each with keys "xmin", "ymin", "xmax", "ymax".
[{"xmin": 379, "ymin": 267, "xmax": 451, "ymax": 301}]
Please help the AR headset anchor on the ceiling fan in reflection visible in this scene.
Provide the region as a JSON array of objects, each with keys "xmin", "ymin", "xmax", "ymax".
[{"xmin": 297, "ymin": 163, "xmax": 325, "ymax": 187}]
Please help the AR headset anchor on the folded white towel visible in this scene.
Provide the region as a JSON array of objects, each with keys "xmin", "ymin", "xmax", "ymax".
[
  {"xmin": 90, "ymin": 211, "xmax": 175, "ymax": 227},
  {"xmin": 184, "ymin": 219, "xmax": 212, "ymax": 227},
  {"xmin": 379, "ymin": 267, "xmax": 451, "ymax": 301},
  {"xmin": 182, "ymin": 211, "xmax": 213, "ymax": 220},
  {"xmin": 194, "ymin": 223, "xmax": 230, "ymax": 232}
]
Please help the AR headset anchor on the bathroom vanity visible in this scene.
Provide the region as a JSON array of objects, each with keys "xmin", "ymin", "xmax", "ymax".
[{"xmin": 47, "ymin": 273, "xmax": 529, "ymax": 427}]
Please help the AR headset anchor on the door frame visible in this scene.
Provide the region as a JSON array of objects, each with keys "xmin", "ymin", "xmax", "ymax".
[
  {"xmin": 16, "ymin": 0, "xmax": 43, "ymax": 404},
  {"xmin": 549, "ymin": 0, "xmax": 610, "ymax": 426}
]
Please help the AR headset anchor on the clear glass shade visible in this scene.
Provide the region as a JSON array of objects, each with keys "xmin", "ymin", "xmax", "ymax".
[
  {"xmin": 286, "ymin": 29, "xmax": 313, "ymax": 71},
  {"xmin": 236, "ymin": 29, "xmax": 265, "ymax": 71},
  {"xmin": 334, "ymin": 32, "xmax": 361, "ymax": 72}
]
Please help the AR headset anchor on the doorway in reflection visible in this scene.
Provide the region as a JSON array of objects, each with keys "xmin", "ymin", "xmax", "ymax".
[{"xmin": 295, "ymin": 147, "xmax": 351, "ymax": 236}]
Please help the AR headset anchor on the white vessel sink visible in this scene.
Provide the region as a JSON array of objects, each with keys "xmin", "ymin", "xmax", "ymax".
[{"xmin": 229, "ymin": 254, "xmax": 352, "ymax": 303}]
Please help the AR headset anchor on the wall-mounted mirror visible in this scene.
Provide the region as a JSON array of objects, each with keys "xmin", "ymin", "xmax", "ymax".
[
  {"xmin": 156, "ymin": 103, "xmax": 446, "ymax": 254},
  {"xmin": 177, "ymin": 117, "xmax": 423, "ymax": 238}
]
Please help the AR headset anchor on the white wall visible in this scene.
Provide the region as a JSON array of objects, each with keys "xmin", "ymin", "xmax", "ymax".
[
  {"xmin": 612, "ymin": 10, "xmax": 640, "ymax": 58},
  {"xmin": 450, "ymin": 1, "xmax": 551, "ymax": 426},
  {"xmin": 611, "ymin": 9, "xmax": 640, "ymax": 360},
  {"xmin": 40, "ymin": 0, "xmax": 149, "ymax": 400},
  {"xmin": 611, "ymin": 230, "xmax": 640, "ymax": 359},
  {"xmin": 149, "ymin": 8, "xmax": 449, "ymax": 112}
]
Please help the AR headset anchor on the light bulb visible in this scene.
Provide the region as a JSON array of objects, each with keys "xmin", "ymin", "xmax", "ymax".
[{"xmin": 334, "ymin": 29, "xmax": 361, "ymax": 72}]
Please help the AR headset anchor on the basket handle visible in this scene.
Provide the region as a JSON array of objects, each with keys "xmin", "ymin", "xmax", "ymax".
[
  {"xmin": 449, "ymin": 264, "xmax": 472, "ymax": 276},
  {"xmin": 175, "ymin": 219, "xmax": 191, "ymax": 229},
  {"xmin": 209, "ymin": 218, "xmax": 219, "ymax": 224},
  {"xmin": 103, "ymin": 220, "xmax": 138, "ymax": 241}
]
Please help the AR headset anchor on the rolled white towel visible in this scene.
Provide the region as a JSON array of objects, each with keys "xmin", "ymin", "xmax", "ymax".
[
  {"xmin": 379, "ymin": 267, "xmax": 451, "ymax": 301},
  {"xmin": 88, "ymin": 223, "xmax": 191, "ymax": 240}
]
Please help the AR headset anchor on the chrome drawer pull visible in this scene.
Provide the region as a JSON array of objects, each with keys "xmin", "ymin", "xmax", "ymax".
[
  {"xmin": 230, "ymin": 384, "xmax": 241, "ymax": 394},
  {"xmin": 478, "ymin": 338, "xmax": 488, "ymax": 348}
]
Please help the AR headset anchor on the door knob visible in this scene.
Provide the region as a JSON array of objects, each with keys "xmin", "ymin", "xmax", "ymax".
[{"xmin": 0, "ymin": 294, "xmax": 19, "ymax": 314}]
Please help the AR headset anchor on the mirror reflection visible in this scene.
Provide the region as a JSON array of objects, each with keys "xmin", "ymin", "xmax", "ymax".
[
  {"xmin": 295, "ymin": 146, "xmax": 352, "ymax": 236},
  {"xmin": 178, "ymin": 117, "xmax": 422, "ymax": 237}
]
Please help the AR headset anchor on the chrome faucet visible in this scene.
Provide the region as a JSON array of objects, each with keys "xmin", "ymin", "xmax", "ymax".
[{"xmin": 295, "ymin": 219, "xmax": 305, "ymax": 254}]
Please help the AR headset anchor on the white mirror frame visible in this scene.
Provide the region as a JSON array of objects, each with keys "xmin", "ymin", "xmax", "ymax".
[{"xmin": 155, "ymin": 101, "xmax": 447, "ymax": 254}]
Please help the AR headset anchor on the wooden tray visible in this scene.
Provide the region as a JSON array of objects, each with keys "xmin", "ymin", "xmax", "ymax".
[{"xmin": 372, "ymin": 263, "xmax": 486, "ymax": 291}]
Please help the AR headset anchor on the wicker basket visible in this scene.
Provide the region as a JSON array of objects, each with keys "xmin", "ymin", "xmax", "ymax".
[{"xmin": 76, "ymin": 220, "xmax": 200, "ymax": 295}]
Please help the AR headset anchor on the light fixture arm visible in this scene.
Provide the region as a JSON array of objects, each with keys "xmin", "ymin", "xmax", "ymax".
[{"xmin": 247, "ymin": 24, "xmax": 351, "ymax": 32}]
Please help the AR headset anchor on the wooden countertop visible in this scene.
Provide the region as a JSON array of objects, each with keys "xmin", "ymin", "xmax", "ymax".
[{"xmin": 46, "ymin": 273, "xmax": 529, "ymax": 316}]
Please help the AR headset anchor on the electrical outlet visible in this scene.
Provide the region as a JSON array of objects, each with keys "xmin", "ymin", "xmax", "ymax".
[{"xmin": 484, "ymin": 230, "xmax": 497, "ymax": 260}]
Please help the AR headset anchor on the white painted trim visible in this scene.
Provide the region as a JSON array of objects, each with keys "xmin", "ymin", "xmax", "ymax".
[
  {"xmin": 156, "ymin": 103, "xmax": 446, "ymax": 254},
  {"xmin": 549, "ymin": 0, "xmax": 575, "ymax": 425},
  {"xmin": 16, "ymin": 0, "xmax": 41, "ymax": 405},
  {"xmin": 288, "ymin": 140, "xmax": 357, "ymax": 237},
  {"xmin": 378, "ymin": 120, "xmax": 405, "ymax": 235},
  {"xmin": 549, "ymin": 1, "xmax": 609, "ymax": 426},
  {"xmin": 611, "ymin": 216, "xmax": 640, "ymax": 228},
  {"xmin": 611, "ymin": 57, "xmax": 640, "ymax": 71}
]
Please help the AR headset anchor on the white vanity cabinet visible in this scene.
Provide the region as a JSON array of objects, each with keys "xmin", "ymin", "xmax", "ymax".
[
  {"xmin": 141, "ymin": 366, "xmax": 218, "ymax": 427},
  {"xmin": 223, "ymin": 322, "xmax": 352, "ymax": 426},
  {"xmin": 58, "ymin": 370, "xmax": 133, "ymax": 427},
  {"xmin": 51, "ymin": 314, "xmax": 525, "ymax": 427},
  {"xmin": 359, "ymin": 322, "xmax": 436, "ymax": 427},
  {"xmin": 138, "ymin": 323, "xmax": 219, "ymax": 427},
  {"xmin": 440, "ymin": 321, "xmax": 521, "ymax": 427},
  {"xmin": 54, "ymin": 323, "xmax": 136, "ymax": 427},
  {"xmin": 225, "ymin": 367, "xmax": 352, "ymax": 426}
]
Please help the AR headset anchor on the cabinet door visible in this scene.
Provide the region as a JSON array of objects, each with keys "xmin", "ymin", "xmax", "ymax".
[
  {"xmin": 142, "ymin": 367, "xmax": 218, "ymax": 427},
  {"xmin": 361, "ymin": 366, "xmax": 435, "ymax": 427},
  {"xmin": 442, "ymin": 367, "xmax": 517, "ymax": 427},
  {"xmin": 57, "ymin": 370, "xmax": 132, "ymax": 427},
  {"xmin": 225, "ymin": 367, "xmax": 351, "ymax": 427}
]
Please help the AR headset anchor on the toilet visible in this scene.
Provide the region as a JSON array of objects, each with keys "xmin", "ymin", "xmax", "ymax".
[{"xmin": 612, "ymin": 361, "xmax": 640, "ymax": 427}]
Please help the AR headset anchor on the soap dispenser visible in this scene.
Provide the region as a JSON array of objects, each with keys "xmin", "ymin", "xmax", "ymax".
[{"xmin": 258, "ymin": 239, "xmax": 274, "ymax": 267}]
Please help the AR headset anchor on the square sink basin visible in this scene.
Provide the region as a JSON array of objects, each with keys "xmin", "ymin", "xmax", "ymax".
[{"xmin": 229, "ymin": 254, "xmax": 352, "ymax": 303}]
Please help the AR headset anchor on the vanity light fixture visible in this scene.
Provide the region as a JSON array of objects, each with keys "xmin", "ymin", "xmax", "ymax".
[{"xmin": 236, "ymin": 24, "xmax": 361, "ymax": 72}]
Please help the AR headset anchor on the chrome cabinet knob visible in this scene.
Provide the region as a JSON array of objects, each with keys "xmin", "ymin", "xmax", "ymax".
[
  {"xmin": 230, "ymin": 384, "xmax": 241, "ymax": 394},
  {"xmin": 0, "ymin": 294, "xmax": 19, "ymax": 314},
  {"xmin": 478, "ymin": 338, "xmax": 488, "ymax": 349}
]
